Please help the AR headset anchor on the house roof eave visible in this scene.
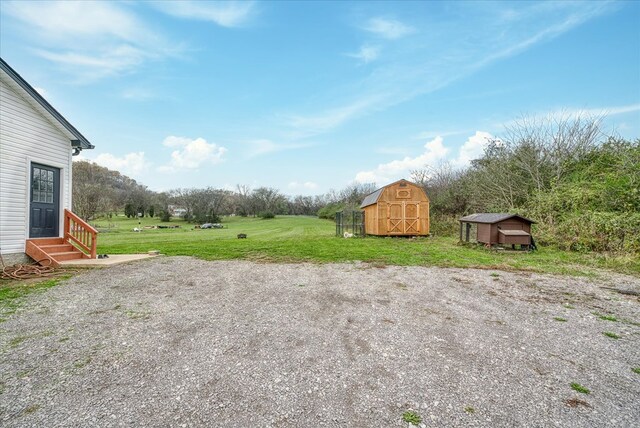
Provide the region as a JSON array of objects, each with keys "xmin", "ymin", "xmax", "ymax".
[{"xmin": 0, "ymin": 57, "xmax": 95, "ymax": 151}]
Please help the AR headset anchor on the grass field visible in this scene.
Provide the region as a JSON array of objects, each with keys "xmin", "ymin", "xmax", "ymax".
[{"xmin": 92, "ymin": 215, "xmax": 640, "ymax": 277}]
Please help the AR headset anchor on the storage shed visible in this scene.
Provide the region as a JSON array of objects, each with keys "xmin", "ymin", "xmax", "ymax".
[
  {"xmin": 459, "ymin": 213, "xmax": 535, "ymax": 248},
  {"xmin": 360, "ymin": 179, "xmax": 430, "ymax": 236}
]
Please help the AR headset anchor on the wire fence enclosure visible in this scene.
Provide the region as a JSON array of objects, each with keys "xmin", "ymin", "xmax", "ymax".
[{"xmin": 335, "ymin": 210, "xmax": 365, "ymax": 237}]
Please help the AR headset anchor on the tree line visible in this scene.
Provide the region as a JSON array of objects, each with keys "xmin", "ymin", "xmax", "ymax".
[
  {"xmin": 73, "ymin": 114, "xmax": 638, "ymax": 253},
  {"xmin": 410, "ymin": 115, "xmax": 639, "ymax": 253},
  {"xmin": 72, "ymin": 161, "xmax": 376, "ymax": 224}
]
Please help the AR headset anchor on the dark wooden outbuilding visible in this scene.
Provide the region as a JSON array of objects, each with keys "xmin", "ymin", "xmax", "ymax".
[
  {"xmin": 459, "ymin": 213, "xmax": 535, "ymax": 248},
  {"xmin": 360, "ymin": 179, "xmax": 430, "ymax": 236}
]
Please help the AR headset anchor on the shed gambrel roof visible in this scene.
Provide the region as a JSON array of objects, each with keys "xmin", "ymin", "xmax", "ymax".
[
  {"xmin": 360, "ymin": 179, "xmax": 425, "ymax": 208},
  {"xmin": 360, "ymin": 188, "xmax": 384, "ymax": 208},
  {"xmin": 0, "ymin": 57, "xmax": 94, "ymax": 150},
  {"xmin": 459, "ymin": 213, "xmax": 535, "ymax": 224}
]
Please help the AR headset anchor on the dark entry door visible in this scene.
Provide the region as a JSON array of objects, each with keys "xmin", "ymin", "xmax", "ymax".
[{"xmin": 30, "ymin": 163, "xmax": 60, "ymax": 238}]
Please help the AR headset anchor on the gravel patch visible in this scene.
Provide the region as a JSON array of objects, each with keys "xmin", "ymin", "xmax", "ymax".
[{"xmin": 1, "ymin": 257, "xmax": 639, "ymax": 427}]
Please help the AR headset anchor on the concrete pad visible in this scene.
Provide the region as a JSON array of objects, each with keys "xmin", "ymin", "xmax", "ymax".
[{"xmin": 59, "ymin": 254, "xmax": 157, "ymax": 267}]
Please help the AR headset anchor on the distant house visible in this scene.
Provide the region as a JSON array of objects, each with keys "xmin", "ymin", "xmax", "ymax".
[
  {"xmin": 360, "ymin": 179, "xmax": 430, "ymax": 236},
  {"xmin": 459, "ymin": 213, "xmax": 535, "ymax": 248},
  {"xmin": 173, "ymin": 208, "xmax": 187, "ymax": 217},
  {"xmin": 0, "ymin": 58, "xmax": 97, "ymax": 265}
]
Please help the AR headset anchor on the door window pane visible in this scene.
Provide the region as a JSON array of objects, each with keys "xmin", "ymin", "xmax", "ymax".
[{"xmin": 32, "ymin": 167, "xmax": 55, "ymax": 204}]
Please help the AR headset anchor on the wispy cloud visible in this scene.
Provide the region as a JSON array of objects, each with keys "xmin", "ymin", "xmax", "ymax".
[
  {"xmin": 120, "ymin": 87, "xmax": 157, "ymax": 101},
  {"xmin": 346, "ymin": 45, "xmax": 380, "ymax": 63},
  {"xmin": 288, "ymin": 181, "xmax": 319, "ymax": 191},
  {"xmin": 499, "ymin": 104, "xmax": 640, "ymax": 130},
  {"xmin": 413, "ymin": 130, "xmax": 469, "ymax": 140},
  {"xmin": 287, "ymin": 94, "xmax": 385, "ymax": 137},
  {"xmin": 158, "ymin": 136, "xmax": 227, "ymax": 173},
  {"xmin": 151, "ymin": 1, "xmax": 256, "ymax": 27},
  {"xmin": 3, "ymin": 1, "xmax": 177, "ymax": 81},
  {"xmin": 559, "ymin": 103, "xmax": 640, "ymax": 118},
  {"xmin": 374, "ymin": 147, "xmax": 409, "ymax": 156},
  {"xmin": 287, "ymin": 2, "xmax": 615, "ymax": 139},
  {"xmin": 246, "ymin": 139, "xmax": 312, "ymax": 157},
  {"xmin": 363, "ymin": 17, "xmax": 415, "ymax": 40}
]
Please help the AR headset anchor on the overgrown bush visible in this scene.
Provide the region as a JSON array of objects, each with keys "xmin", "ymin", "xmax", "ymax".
[
  {"xmin": 258, "ymin": 211, "xmax": 275, "ymax": 219},
  {"xmin": 524, "ymin": 138, "xmax": 640, "ymax": 252},
  {"xmin": 159, "ymin": 209, "xmax": 171, "ymax": 222},
  {"xmin": 317, "ymin": 202, "xmax": 345, "ymax": 220},
  {"xmin": 429, "ymin": 214, "xmax": 459, "ymax": 237},
  {"xmin": 530, "ymin": 210, "xmax": 640, "ymax": 253}
]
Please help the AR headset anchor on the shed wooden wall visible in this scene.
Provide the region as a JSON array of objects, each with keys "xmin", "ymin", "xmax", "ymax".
[
  {"xmin": 0, "ymin": 78, "xmax": 72, "ymax": 255},
  {"xmin": 363, "ymin": 204, "xmax": 378, "ymax": 235},
  {"xmin": 363, "ymin": 181, "xmax": 430, "ymax": 236},
  {"xmin": 477, "ymin": 220, "xmax": 531, "ymax": 244}
]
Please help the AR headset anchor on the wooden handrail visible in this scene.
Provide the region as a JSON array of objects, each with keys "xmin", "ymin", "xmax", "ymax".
[{"xmin": 63, "ymin": 209, "xmax": 98, "ymax": 259}]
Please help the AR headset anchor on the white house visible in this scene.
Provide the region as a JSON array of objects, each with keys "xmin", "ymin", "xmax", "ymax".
[{"xmin": 0, "ymin": 57, "xmax": 96, "ymax": 266}]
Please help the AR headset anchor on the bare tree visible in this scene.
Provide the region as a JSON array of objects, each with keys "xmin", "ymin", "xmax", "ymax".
[
  {"xmin": 501, "ymin": 113, "xmax": 603, "ymax": 191},
  {"xmin": 467, "ymin": 114, "xmax": 604, "ymax": 211},
  {"xmin": 251, "ymin": 187, "xmax": 287, "ymax": 214}
]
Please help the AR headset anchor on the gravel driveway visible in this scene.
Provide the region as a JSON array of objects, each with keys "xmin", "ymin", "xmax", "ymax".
[{"xmin": 1, "ymin": 257, "xmax": 639, "ymax": 427}]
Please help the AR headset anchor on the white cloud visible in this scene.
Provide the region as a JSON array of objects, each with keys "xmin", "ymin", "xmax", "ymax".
[
  {"xmin": 355, "ymin": 132, "xmax": 495, "ymax": 184},
  {"xmin": 121, "ymin": 87, "xmax": 156, "ymax": 101},
  {"xmin": 87, "ymin": 152, "xmax": 151, "ymax": 177},
  {"xmin": 452, "ymin": 131, "xmax": 494, "ymax": 167},
  {"xmin": 4, "ymin": 1, "xmax": 175, "ymax": 80},
  {"xmin": 288, "ymin": 181, "xmax": 318, "ymax": 190},
  {"xmin": 33, "ymin": 86, "xmax": 47, "ymax": 97},
  {"xmin": 162, "ymin": 136, "xmax": 195, "ymax": 148},
  {"xmin": 346, "ymin": 45, "xmax": 380, "ymax": 63},
  {"xmin": 413, "ymin": 130, "xmax": 468, "ymax": 140},
  {"xmin": 246, "ymin": 139, "xmax": 312, "ymax": 157},
  {"xmin": 151, "ymin": 1, "xmax": 255, "ymax": 27},
  {"xmin": 363, "ymin": 17, "xmax": 415, "ymax": 39},
  {"xmin": 158, "ymin": 136, "xmax": 227, "ymax": 172},
  {"xmin": 354, "ymin": 137, "xmax": 449, "ymax": 184}
]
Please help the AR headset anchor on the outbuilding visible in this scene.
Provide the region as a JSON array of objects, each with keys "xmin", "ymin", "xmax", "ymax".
[
  {"xmin": 459, "ymin": 213, "xmax": 535, "ymax": 248},
  {"xmin": 360, "ymin": 179, "xmax": 430, "ymax": 236}
]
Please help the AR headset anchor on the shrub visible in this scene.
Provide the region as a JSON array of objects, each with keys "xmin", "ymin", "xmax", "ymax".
[
  {"xmin": 259, "ymin": 211, "xmax": 275, "ymax": 219},
  {"xmin": 317, "ymin": 202, "xmax": 346, "ymax": 220},
  {"xmin": 159, "ymin": 209, "xmax": 171, "ymax": 222},
  {"xmin": 429, "ymin": 214, "xmax": 459, "ymax": 237},
  {"xmin": 124, "ymin": 203, "xmax": 136, "ymax": 218}
]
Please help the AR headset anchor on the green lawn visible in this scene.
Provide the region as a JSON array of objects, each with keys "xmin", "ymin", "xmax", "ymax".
[{"xmin": 91, "ymin": 215, "xmax": 639, "ymax": 277}]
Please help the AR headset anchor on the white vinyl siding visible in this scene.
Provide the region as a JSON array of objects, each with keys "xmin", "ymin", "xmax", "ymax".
[{"xmin": 0, "ymin": 78, "xmax": 72, "ymax": 254}]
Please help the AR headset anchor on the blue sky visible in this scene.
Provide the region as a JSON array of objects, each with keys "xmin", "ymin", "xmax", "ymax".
[{"xmin": 1, "ymin": 1, "xmax": 639, "ymax": 194}]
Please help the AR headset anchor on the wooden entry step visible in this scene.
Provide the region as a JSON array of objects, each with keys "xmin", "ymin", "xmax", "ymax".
[{"xmin": 26, "ymin": 237, "xmax": 89, "ymax": 268}]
